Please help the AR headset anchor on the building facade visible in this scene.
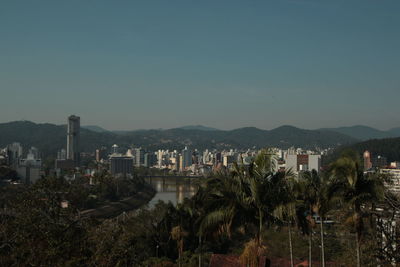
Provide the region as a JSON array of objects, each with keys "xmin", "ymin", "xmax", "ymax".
[
  {"xmin": 181, "ymin": 147, "xmax": 192, "ymax": 170},
  {"xmin": 110, "ymin": 155, "xmax": 134, "ymax": 177},
  {"xmin": 6, "ymin": 142, "xmax": 23, "ymax": 167},
  {"xmin": 285, "ymin": 154, "xmax": 321, "ymax": 174},
  {"xmin": 134, "ymin": 148, "xmax": 145, "ymax": 167},
  {"xmin": 364, "ymin": 150, "xmax": 373, "ymax": 171},
  {"xmin": 67, "ymin": 115, "xmax": 80, "ymax": 166},
  {"xmin": 380, "ymin": 168, "xmax": 400, "ymax": 193},
  {"xmin": 17, "ymin": 152, "xmax": 42, "ymax": 184}
]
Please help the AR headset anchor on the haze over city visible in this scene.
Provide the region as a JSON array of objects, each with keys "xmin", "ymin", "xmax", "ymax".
[{"xmin": 1, "ymin": 0, "xmax": 399, "ymax": 130}]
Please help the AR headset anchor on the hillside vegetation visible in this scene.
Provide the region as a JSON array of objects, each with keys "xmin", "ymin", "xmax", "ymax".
[{"xmin": 326, "ymin": 137, "xmax": 400, "ymax": 164}]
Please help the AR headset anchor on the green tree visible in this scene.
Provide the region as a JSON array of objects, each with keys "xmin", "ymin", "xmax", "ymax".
[
  {"xmin": 299, "ymin": 170, "xmax": 330, "ymax": 267},
  {"xmin": 329, "ymin": 152, "xmax": 385, "ymax": 267},
  {"xmin": 171, "ymin": 225, "xmax": 188, "ymax": 267},
  {"xmin": 199, "ymin": 149, "xmax": 282, "ymax": 266},
  {"xmin": 0, "ymin": 177, "xmax": 89, "ymax": 266},
  {"xmin": 199, "ymin": 150, "xmax": 276, "ymax": 242},
  {"xmin": 273, "ymin": 171, "xmax": 297, "ymax": 267}
]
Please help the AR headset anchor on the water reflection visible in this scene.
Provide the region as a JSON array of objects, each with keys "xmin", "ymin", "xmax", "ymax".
[{"xmin": 146, "ymin": 177, "xmax": 197, "ymax": 208}]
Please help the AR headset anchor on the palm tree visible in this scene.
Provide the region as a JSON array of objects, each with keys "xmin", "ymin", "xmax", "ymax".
[
  {"xmin": 198, "ymin": 171, "xmax": 250, "ymax": 240},
  {"xmin": 233, "ymin": 149, "xmax": 281, "ymax": 245},
  {"xmin": 273, "ymin": 170, "xmax": 297, "ymax": 267},
  {"xmin": 329, "ymin": 152, "xmax": 385, "ymax": 267},
  {"xmin": 171, "ymin": 225, "xmax": 188, "ymax": 267},
  {"xmin": 199, "ymin": 150, "xmax": 276, "ymax": 241},
  {"xmin": 199, "ymin": 149, "xmax": 278, "ymax": 266},
  {"xmin": 169, "ymin": 201, "xmax": 197, "ymax": 267},
  {"xmin": 299, "ymin": 170, "xmax": 330, "ymax": 267}
]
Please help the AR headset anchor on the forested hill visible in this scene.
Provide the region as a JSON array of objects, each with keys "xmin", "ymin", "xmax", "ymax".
[
  {"xmin": 327, "ymin": 137, "xmax": 400, "ymax": 164},
  {"xmin": 0, "ymin": 121, "xmax": 358, "ymax": 158}
]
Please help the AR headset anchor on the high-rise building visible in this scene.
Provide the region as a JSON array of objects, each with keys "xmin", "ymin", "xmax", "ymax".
[
  {"xmin": 144, "ymin": 152, "xmax": 157, "ymax": 167},
  {"xmin": 179, "ymin": 155, "xmax": 184, "ymax": 172},
  {"xmin": 223, "ymin": 155, "xmax": 235, "ymax": 168},
  {"xmin": 157, "ymin": 150, "xmax": 163, "ymax": 168},
  {"xmin": 67, "ymin": 115, "xmax": 80, "ymax": 166},
  {"xmin": 182, "ymin": 146, "xmax": 192, "ymax": 170},
  {"xmin": 134, "ymin": 148, "xmax": 145, "ymax": 167},
  {"xmin": 307, "ymin": 155, "xmax": 321, "ymax": 172},
  {"xmin": 380, "ymin": 168, "xmax": 400, "ymax": 193},
  {"xmin": 6, "ymin": 142, "xmax": 23, "ymax": 166},
  {"xmin": 110, "ymin": 155, "xmax": 134, "ymax": 177},
  {"xmin": 28, "ymin": 147, "xmax": 39, "ymax": 159},
  {"xmin": 202, "ymin": 149, "xmax": 211, "ymax": 164},
  {"xmin": 214, "ymin": 152, "xmax": 222, "ymax": 166},
  {"xmin": 95, "ymin": 147, "xmax": 108, "ymax": 162},
  {"xmin": 17, "ymin": 152, "xmax": 42, "ymax": 184},
  {"xmin": 57, "ymin": 149, "xmax": 67, "ymax": 160},
  {"xmin": 363, "ymin": 150, "xmax": 372, "ymax": 171},
  {"xmin": 285, "ymin": 154, "xmax": 321, "ymax": 174}
]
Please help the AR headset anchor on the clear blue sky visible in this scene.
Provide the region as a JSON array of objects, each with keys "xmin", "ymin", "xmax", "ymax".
[{"xmin": 1, "ymin": 0, "xmax": 399, "ymax": 130}]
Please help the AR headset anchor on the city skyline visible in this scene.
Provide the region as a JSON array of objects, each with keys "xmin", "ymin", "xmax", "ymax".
[{"xmin": 1, "ymin": 0, "xmax": 399, "ymax": 130}]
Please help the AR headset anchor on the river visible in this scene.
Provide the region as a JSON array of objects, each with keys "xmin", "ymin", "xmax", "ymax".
[{"xmin": 145, "ymin": 177, "xmax": 198, "ymax": 208}]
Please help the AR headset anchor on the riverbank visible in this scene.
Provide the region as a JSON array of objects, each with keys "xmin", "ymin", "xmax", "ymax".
[{"xmin": 80, "ymin": 184, "xmax": 156, "ymax": 219}]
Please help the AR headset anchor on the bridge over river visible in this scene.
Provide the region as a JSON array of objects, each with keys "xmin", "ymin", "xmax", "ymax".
[{"xmin": 145, "ymin": 176, "xmax": 201, "ymax": 207}]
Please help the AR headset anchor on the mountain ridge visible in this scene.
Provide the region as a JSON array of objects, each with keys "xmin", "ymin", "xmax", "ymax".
[
  {"xmin": 82, "ymin": 125, "xmax": 110, "ymax": 133},
  {"xmin": 48, "ymin": 122, "xmax": 400, "ymax": 141},
  {"xmin": 0, "ymin": 121, "xmax": 360, "ymax": 158},
  {"xmin": 175, "ymin": 125, "xmax": 220, "ymax": 131}
]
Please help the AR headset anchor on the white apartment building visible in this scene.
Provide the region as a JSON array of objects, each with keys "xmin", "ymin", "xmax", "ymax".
[
  {"xmin": 380, "ymin": 169, "xmax": 400, "ymax": 193},
  {"xmin": 285, "ymin": 153, "xmax": 321, "ymax": 174}
]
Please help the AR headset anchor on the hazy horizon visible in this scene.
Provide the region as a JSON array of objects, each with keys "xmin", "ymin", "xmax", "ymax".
[
  {"xmin": 1, "ymin": 118, "xmax": 400, "ymax": 132},
  {"xmin": 1, "ymin": 0, "xmax": 399, "ymax": 130}
]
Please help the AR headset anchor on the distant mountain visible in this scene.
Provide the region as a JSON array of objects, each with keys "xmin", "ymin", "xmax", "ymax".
[
  {"xmin": 265, "ymin": 125, "xmax": 359, "ymax": 149},
  {"xmin": 388, "ymin": 127, "xmax": 400, "ymax": 137},
  {"xmin": 82, "ymin": 125, "xmax": 110, "ymax": 133},
  {"xmin": 320, "ymin": 125, "xmax": 400, "ymax": 141},
  {"xmin": 176, "ymin": 125, "xmax": 220, "ymax": 131},
  {"xmin": 112, "ymin": 128, "xmax": 163, "ymax": 135},
  {"xmin": 0, "ymin": 121, "xmax": 359, "ymax": 159}
]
